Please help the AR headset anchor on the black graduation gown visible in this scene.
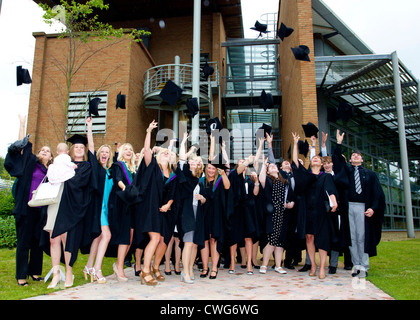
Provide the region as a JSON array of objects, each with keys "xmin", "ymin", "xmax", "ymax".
[
  {"xmin": 131, "ymin": 156, "xmax": 163, "ymax": 247},
  {"xmin": 175, "ymin": 162, "xmax": 205, "ymax": 247},
  {"xmin": 51, "ymin": 160, "xmax": 92, "ymax": 266},
  {"xmin": 160, "ymin": 173, "xmax": 178, "ymax": 245},
  {"xmin": 80, "ymin": 151, "xmax": 111, "ymax": 253},
  {"xmin": 200, "ymin": 175, "xmax": 228, "ymax": 253},
  {"xmin": 292, "ymin": 163, "xmax": 338, "ymax": 252},
  {"xmin": 108, "ymin": 161, "xmax": 136, "ymax": 247},
  {"xmin": 226, "ymin": 170, "xmax": 259, "ymax": 246},
  {"xmin": 332, "ymin": 145, "xmax": 385, "ymax": 257}
]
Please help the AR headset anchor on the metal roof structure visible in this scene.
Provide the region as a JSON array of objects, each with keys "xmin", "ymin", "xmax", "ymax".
[{"xmin": 312, "ymin": 0, "xmax": 420, "ymax": 161}]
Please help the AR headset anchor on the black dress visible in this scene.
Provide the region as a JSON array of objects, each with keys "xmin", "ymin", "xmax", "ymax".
[
  {"xmin": 108, "ymin": 161, "xmax": 136, "ymax": 246},
  {"xmin": 292, "ymin": 163, "xmax": 338, "ymax": 252},
  {"xmin": 226, "ymin": 170, "xmax": 259, "ymax": 246},
  {"xmin": 51, "ymin": 160, "xmax": 92, "ymax": 266},
  {"xmin": 200, "ymin": 175, "xmax": 228, "ymax": 253},
  {"xmin": 160, "ymin": 172, "xmax": 178, "ymax": 245},
  {"xmin": 175, "ymin": 161, "xmax": 205, "ymax": 247},
  {"xmin": 261, "ymin": 177, "xmax": 290, "ymax": 248}
]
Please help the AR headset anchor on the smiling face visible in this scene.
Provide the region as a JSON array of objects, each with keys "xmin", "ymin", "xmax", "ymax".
[
  {"xmin": 350, "ymin": 151, "xmax": 363, "ymax": 166},
  {"xmin": 206, "ymin": 163, "xmax": 217, "ymax": 178},
  {"xmin": 98, "ymin": 145, "xmax": 111, "ymax": 167},
  {"xmin": 38, "ymin": 146, "xmax": 52, "ymax": 164},
  {"xmin": 122, "ymin": 144, "xmax": 133, "ymax": 161},
  {"xmin": 72, "ymin": 143, "xmax": 86, "ymax": 161},
  {"xmin": 310, "ymin": 155, "xmax": 322, "ymax": 168}
]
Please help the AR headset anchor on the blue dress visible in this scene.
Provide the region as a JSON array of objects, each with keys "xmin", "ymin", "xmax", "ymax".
[{"xmin": 100, "ymin": 169, "xmax": 113, "ymax": 226}]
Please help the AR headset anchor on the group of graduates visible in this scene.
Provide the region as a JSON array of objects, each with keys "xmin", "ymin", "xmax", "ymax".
[{"xmin": 6, "ymin": 115, "xmax": 385, "ymax": 288}]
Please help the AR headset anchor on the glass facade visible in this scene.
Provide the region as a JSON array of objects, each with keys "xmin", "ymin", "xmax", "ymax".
[{"xmin": 328, "ymin": 120, "xmax": 420, "ymax": 231}]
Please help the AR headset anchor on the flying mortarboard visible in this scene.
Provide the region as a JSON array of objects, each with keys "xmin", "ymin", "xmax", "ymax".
[
  {"xmin": 159, "ymin": 79, "xmax": 184, "ymax": 106},
  {"xmin": 302, "ymin": 122, "xmax": 319, "ymax": 138},
  {"xmin": 291, "ymin": 45, "xmax": 310, "ymax": 62},
  {"xmin": 259, "ymin": 123, "xmax": 272, "ymax": 138},
  {"xmin": 206, "ymin": 117, "xmax": 223, "ymax": 135},
  {"xmin": 298, "ymin": 140, "xmax": 309, "ymax": 158},
  {"xmin": 277, "ymin": 22, "xmax": 294, "ymax": 41},
  {"xmin": 16, "ymin": 66, "xmax": 32, "ymax": 86},
  {"xmin": 66, "ymin": 134, "xmax": 88, "ymax": 146},
  {"xmin": 250, "ymin": 20, "xmax": 270, "ymax": 37},
  {"xmin": 202, "ymin": 62, "xmax": 214, "ymax": 80},
  {"xmin": 116, "ymin": 92, "xmax": 126, "ymax": 109},
  {"xmin": 186, "ymin": 97, "xmax": 199, "ymax": 118},
  {"xmin": 88, "ymin": 95, "xmax": 101, "ymax": 117},
  {"xmin": 259, "ymin": 90, "xmax": 274, "ymax": 111}
]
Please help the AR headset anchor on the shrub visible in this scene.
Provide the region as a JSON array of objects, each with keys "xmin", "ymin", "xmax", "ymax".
[
  {"xmin": 0, "ymin": 215, "xmax": 16, "ymax": 248},
  {"xmin": 0, "ymin": 188, "xmax": 15, "ymax": 217}
]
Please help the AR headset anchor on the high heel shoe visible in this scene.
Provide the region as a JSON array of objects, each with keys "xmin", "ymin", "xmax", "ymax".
[
  {"xmin": 151, "ymin": 267, "xmax": 165, "ymax": 282},
  {"xmin": 200, "ymin": 269, "xmax": 209, "ymax": 278},
  {"xmin": 64, "ymin": 275, "xmax": 74, "ymax": 288},
  {"xmin": 113, "ymin": 263, "xmax": 128, "ymax": 282},
  {"xmin": 209, "ymin": 269, "xmax": 218, "ymax": 280},
  {"xmin": 83, "ymin": 266, "xmax": 93, "ymax": 281},
  {"xmin": 92, "ymin": 268, "xmax": 107, "ymax": 284},
  {"xmin": 181, "ymin": 272, "xmax": 194, "ymax": 284},
  {"xmin": 140, "ymin": 271, "xmax": 158, "ymax": 286},
  {"xmin": 134, "ymin": 265, "xmax": 141, "ymax": 277},
  {"xmin": 47, "ymin": 266, "xmax": 63, "ymax": 289},
  {"xmin": 29, "ymin": 275, "xmax": 44, "ymax": 281}
]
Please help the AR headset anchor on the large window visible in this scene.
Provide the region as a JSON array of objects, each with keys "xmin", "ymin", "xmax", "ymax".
[{"xmin": 67, "ymin": 91, "xmax": 108, "ymax": 134}]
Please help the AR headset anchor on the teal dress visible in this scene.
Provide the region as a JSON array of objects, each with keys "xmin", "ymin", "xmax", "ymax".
[{"xmin": 100, "ymin": 169, "xmax": 113, "ymax": 226}]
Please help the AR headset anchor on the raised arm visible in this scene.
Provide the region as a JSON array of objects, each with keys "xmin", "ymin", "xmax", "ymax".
[
  {"xmin": 259, "ymin": 155, "xmax": 268, "ymax": 189},
  {"xmin": 18, "ymin": 114, "xmax": 26, "ymax": 140},
  {"xmin": 86, "ymin": 117, "xmax": 95, "ymax": 154},
  {"xmin": 209, "ymin": 133, "xmax": 215, "ymax": 161},
  {"xmin": 237, "ymin": 154, "xmax": 255, "ymax": 175},
  {"xmin": 292, "ymin": 132, "xmax": 300, "ymax": 167},
  {"xmin": 144, "ymin": 120, "xmax": 158, "ymax": 166},
  {"xmin": 253, "ymin": 136, "xmax": 264, "ymax": 172}
]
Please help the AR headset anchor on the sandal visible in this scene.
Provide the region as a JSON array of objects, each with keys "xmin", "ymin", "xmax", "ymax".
[
  {"xmin": 140, "ymin": 271, "xmax": 158, "ymax": 286},
  {"xmin": 200, "ymin": 269, "xmax": 209, "ymax": 278}
]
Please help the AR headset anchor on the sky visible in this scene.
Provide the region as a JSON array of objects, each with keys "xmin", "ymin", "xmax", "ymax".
[{"xmin": 0, "ymin": 0, "xmax": 419, "ymax": 157}]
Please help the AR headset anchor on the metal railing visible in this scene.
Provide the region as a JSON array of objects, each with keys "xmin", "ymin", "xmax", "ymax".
[{"xmin": 143, "ymin": 61, "xmax": 219, "ymax": 105}]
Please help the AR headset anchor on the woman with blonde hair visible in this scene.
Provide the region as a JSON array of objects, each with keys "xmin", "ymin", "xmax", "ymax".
[
  {"xmin": 175, "ymin": 133, "xmax": 206, "ymax": 283},
  {"xmin": 107, "ymin": 142, "xmax": 137, "ymax": 281},
  {"xmin": 200, "ymin": 134, "xmax": 230, "ymax": 279},
  {"xmin": 80, "ymin": 117, "xmax": 114, "ymax": 284}
]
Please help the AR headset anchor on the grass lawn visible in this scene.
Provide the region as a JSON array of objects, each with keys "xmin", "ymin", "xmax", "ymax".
[
  {"xmin": 0, "ymin": 249, "xmax": 116, "ymax": 300},
  {"xmin": 0, "ymin": 239, "xmax": 419, "ymax": 300}
]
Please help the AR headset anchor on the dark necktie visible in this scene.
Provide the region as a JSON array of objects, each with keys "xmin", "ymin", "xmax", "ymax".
[{"xmin": 354, "ymin": 167, "xmax": 362, "ymax": 194}]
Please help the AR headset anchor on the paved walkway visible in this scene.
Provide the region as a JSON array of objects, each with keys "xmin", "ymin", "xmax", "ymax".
[{"xmin": 27, "ymin": 263, "xmax": 393, "ymax": 300}]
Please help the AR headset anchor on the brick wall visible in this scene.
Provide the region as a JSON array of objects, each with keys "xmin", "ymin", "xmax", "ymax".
[{"xmin": 278, "ymin": 0, "xmax": 318, "ymax": 162}]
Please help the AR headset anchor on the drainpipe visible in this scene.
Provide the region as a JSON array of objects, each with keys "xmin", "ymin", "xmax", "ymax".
[
  {"xmin": 173, "ymin": 56, "xmax": 180, "ymax": 140},
  {"xmin": 191, "ymin": 0, "xmax": 201, "ymax": 144},
  {"xmin": 392, "ymin": 51, "xmax": 415, "ymax": 238}
]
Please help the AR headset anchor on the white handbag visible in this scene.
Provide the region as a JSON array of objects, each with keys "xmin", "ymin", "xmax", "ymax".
[{"xmin": 28, "ymin": 176, "xmax": 63, "ymax": 207}]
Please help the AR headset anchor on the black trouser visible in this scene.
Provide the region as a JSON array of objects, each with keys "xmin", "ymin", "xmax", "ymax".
[{"xmin": 15, "ymin": 207, "xmax": 44, "ymax": 280}]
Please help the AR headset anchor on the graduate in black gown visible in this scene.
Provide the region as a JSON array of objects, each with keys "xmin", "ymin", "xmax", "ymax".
[
  {"xmin": 176, "ymin": 133, "xmax": 206, "ymax": 283},
  {"xmin": 200, "ymin": 134, "xmax": 231, "ymax": 280},
  {"xmin": 291, "ymin": 132, "xmax": 338, "ymax": 279},
  {"xmin": 107, "ymin": 142, "xmax": 137, "ymax": 281},
  {"xmin": 80, "ymin": 117, "xmax": 113, "ymax": 284},
  {"xmin": 49, "ymin": 134, "xmax": 92, "ymax": 287},
  {"xmin": 226, "ymin": 154, "xmax": 261, "ymax": 275},
  {"xmin": 4, "ymin": 115, "xmax": 53, "ymax": 286}
]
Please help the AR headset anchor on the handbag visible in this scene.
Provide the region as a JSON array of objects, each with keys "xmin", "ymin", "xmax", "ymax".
[{"xmin": 28, "ymin": 176, "xmax": 63, "ymax": 207}]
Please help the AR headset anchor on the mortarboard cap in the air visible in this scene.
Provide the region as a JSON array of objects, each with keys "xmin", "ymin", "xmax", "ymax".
[
  {"xmin": 186, "ymin": 97, "xmax": 199, "ymax": 118},
  {"xmin": 16, "ymin": 66, "xmax": 32, "ymax": 86},
  {"xmin": 159, "ymin": 79, "xmax": 183, "ymax": 106},
  {"xmin": 250, "ymin": 20, "xmax": 270, "ymax": 35},
  {"xmin": 302, "ymin": 122, "xmax": 319, "ymax": 138},
  {"xmin": 291, "ymin": 45, "xmax": 310, "ymax": 62},
  {"xmin": 202, "ymin": 62, "xmax": 214, "ymax": 80},
  {"xmin": 277, "ymin": 22, "xmax": 294, "ymax": 41},
  {"xmin": 298, "ymin": 140, "xmax": 309, "ymax": 158},
  {"xmin": 116, "ymin": 91, "xmax": 126, "ymax": 109},
  {"xmin": 88, "ymin": 96, "xmax": 101, "ymax": 117},
  {"xmin": 206, "ymin": 117, "xmax": 223, "ymax": 135},
  {"xmin": 259, "ymin": 89, "xmax": 274, "ymax": 111}
]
